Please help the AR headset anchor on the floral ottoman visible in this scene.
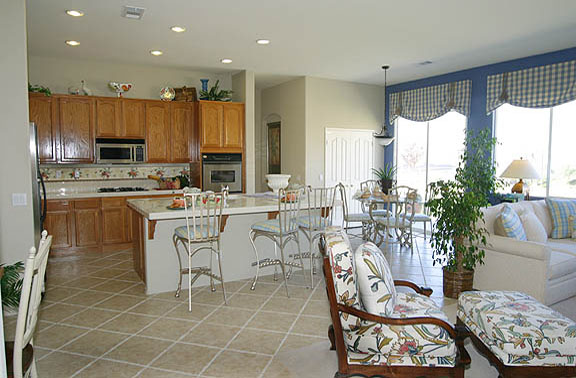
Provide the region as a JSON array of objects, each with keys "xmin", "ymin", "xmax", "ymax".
[{"xmin": 457, "ymin": 291, "xmax": 576, "ymax": 377}]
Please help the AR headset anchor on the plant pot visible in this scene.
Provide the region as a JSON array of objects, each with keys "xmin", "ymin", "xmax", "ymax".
[
  {"xmin": 442, "ymin": 267, "xmax": 474, "ymax": 299},
  {"xmin": 380, "ymin": 179, "xmax": 394, "ymax": 194}
]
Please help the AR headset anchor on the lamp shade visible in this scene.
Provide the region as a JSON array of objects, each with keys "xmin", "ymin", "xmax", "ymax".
[{"xmin": 500, "ymin": 159, "xmax": 540, "ymax": 179}]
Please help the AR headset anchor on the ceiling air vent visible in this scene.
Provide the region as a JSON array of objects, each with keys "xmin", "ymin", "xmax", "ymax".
[{"xmin": 121, "ymin": 6, "xmax": 146, "ymax": 20}]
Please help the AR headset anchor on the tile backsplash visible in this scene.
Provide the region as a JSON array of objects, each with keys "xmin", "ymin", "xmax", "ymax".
[{"xmin": 40, "ymin": 164, "xmax": 190, "ymax": 181}]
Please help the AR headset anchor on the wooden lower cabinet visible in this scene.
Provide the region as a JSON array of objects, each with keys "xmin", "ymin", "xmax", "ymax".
[
  {"xmin": 74, "ymin": 199, "xmax": 101, "ymax": 247},
  {"xmin": 101, "ymin": 198, "xmax": 127, "ymax": 244},
  {"xmin": 44, "ymin": 200, "xmax": 73, "ymax": 249}
]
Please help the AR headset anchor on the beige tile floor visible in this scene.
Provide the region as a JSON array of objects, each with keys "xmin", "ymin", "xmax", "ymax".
[{"xmin": 4, "ymin": 231, "xmax": 574, "ymax": 377}]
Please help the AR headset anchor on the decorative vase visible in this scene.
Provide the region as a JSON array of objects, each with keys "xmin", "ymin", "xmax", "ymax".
[
  {"xmin": 200, "ymin": 79, "xmax": 209, "ymax": 92},
  {"xmin": 442, "ymin": 267, "xmax": 474, "ymax": 299},
  {"xmin": 266, "ymin": 174, "xmax": 291, "ymax": 194}
]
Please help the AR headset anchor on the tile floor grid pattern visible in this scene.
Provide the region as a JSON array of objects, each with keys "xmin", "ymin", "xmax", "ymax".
[{"xmin": 15, "ymin": 231, "xmax": 575, "ymax": 377}]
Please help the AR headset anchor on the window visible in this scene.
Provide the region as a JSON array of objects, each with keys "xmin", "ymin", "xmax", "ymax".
[
  {"xmin": 395, "ymin": 112, "xmax": 467, "ymax": 201},
  {"xmin": 494, "ymin": 100, "xmax": 576, "ymax": 197}
]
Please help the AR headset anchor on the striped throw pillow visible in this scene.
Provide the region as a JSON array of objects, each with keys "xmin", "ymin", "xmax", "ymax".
[
  {"xmin": 500, "ymin": 204, "xmax": 527, "ymax": 241},
  {"xmin": 546, "ymin": 198, "xmax": 576, "ymax": 239}
]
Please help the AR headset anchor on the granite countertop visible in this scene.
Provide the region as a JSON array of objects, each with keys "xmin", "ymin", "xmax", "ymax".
[
  {"xmin": 46, "ymin": 189, "xmax": 183, "ymax": 200},
  {"xmin": 128, "ymin": 194, "xmax": 281, "ymax": 220}
]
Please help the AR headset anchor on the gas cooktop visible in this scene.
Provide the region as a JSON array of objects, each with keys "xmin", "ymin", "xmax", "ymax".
[{"xmin": 97, "ymin": 187, "xmax": 148, "ymax": 193}]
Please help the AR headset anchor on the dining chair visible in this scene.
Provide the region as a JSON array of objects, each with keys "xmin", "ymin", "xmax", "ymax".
[
  {"xmin": 360, "ymin": 179, "xmax": 390, "ymax": 217},
  {"xmin": 295, "ymin": 185, "xmax": 336, "ymax": 287},
  {"xmin": 8, "ymin": 230, "xmax": 52, "ymax": 378},
  {"xmin": 370, "ymin": 185, "xmax": 417, "ymax": 252},
  {"xmin": 249, "ymin": 188, "xmax": 304, "ymax": 297},
  {"xmin": 410, "ymin": 190, "xmax": 433, "ymax": 239},
  {"xmin": 336, "ymin": 183, "xmax": 373, "ymax": 239},
  {"xmin": 172, "ymin": 188, "xmax": 227, "ymax": 311}
]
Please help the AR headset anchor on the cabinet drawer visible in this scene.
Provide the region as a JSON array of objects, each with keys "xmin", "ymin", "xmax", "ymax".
[
  {"xmin": 101, "ymin": 197, "xmax": 126, "ymax": 208},
  {"xmin": 46, "ymin": 200, "xmax": 70, "ymax": 211},
  {"xmin": 74, "ymin": 199, "xmax": 101, "ymax": 209}
]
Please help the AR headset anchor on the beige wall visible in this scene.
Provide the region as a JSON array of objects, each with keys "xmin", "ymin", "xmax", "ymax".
[
  {"xmin": 261, "ymin": 78, "xmax": 307, "ymax": 186},
  {"xmin": 232, "ymin": 71, "xmax": 256, "ymax": 193},
  {"xmin": 305, "ymin": 77, "xmax": 385, "ymax": 186},
  {"xmin": 28, "ymin": 56, "xmax": 232, "ymax": 100},
  {"xmin": 254, "ymin": 88, "xmax": 265, "ymax": 192},
  {"xmin": 0, "ymin": 0, "xmax": 35, "ymax": 263}
]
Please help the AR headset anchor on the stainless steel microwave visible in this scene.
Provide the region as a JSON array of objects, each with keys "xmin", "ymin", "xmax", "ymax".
[{"xmin": 96, "ymin": 138, "xmax": 146, "ymax": 164}]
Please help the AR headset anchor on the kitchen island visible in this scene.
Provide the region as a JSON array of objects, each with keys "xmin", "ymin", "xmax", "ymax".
[{"xmin": 127, "ymin": 194, "xmax": 313, "ymax": 295}]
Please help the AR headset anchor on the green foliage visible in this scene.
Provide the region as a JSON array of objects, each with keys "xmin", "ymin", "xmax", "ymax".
[
  {"xmin": 1, "ymin": 262, "xmax": 24, "ymax": 309},
  {"xmin": 28, "ymin": 84, "xmax": 51, "ymax": 96},
  {"xmin": 371, "ymin": 164, "xmax": 397, "ymax": 181},
  {"xmin": 426, "ymin": 128, "xmax": 502, "ymax": 272},
  {"xmin": 199, "ymin": 80, "xmax": 233, "ymax": 102}
]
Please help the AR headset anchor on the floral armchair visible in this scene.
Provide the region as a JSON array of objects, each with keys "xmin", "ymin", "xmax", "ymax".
[{"xmin": 321, "ymin": 226, "xmax": 469, "ymax": 377}]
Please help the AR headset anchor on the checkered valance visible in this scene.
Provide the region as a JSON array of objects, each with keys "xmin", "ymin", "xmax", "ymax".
[
  {"xmin": 486, "ymin": 60, "xmax": 576, "ymax": 114},
  {"xmin": 389, "ymin": 80, "xmax": 471, "ymax": 123}
]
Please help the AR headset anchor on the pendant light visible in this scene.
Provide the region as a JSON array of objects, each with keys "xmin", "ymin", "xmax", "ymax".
[{"xmin": 373, "ymin": 65, "xmax": 395, "ymax": 146}]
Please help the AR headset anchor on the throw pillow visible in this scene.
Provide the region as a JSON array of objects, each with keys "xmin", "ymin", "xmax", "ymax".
[
  {"xmin": 354, "ymin": 242, "xmax": 396, "ymax": 316},
  {"xmin": 493, "ymin": 216, "xmax": 507, "ymax": 237},
  {"xmin": 499, "ymin": 204, "xmax": 527, "ymax": 241},
  {"xmin": 546, "ymin": 198, "xmax": 576, "ymax": 239},
  {"xmin": 519, "ymin": 211, "xmax": 547, "ymax": 243}
]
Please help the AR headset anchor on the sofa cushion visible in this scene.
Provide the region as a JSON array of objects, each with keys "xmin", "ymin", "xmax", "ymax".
[
  {"xmin": 346, "ymin": 292, "xmax": 456, "ymax": 367},
  {"xmin": 458, "ymin": 291, "xmax": 576, "ymax": 366},
  {"xmin": 325, "ymin": 226, "xmax": 361, "ymax": 310},
  {"xmin": 355, "ymin": 242, "xmax": 396, "ymax": 316},
  {"xmin": 547, "ymin": 240, "xmax": 576, "ymax": 280},
  {"xmin": 546, "ymin": 198, "xmax": 576, "ymax": 239},
  {"xmin": 499, "ymin": 204, "xmax": 527, "ymax": 241},
  {"xmin": 530, "ymin": 200, "xmax": 553, "ymax": 237},
  {"xmin": 519, "ymin": 211, "xmax": 547, "ymax": 243}
]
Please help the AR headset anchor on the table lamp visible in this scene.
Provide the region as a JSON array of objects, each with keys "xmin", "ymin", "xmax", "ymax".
[{"xmin": 500, "ymin": 158, "xmax": 540, "ymax": 194}]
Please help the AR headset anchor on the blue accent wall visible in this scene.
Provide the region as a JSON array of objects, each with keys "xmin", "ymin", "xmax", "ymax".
[{"xmin": 384, "ymin": 47, "xmax": 576, "ymax": 165}]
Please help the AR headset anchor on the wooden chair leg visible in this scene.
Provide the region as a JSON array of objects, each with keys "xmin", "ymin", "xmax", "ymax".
[{"xmin": 328, "ymin": 324, "xmax": 336, "ymax": 350}]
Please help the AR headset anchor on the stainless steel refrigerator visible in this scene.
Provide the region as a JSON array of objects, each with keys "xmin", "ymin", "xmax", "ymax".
[{"xmin": 29, "ymin": 123, "xmax": 47, "ymax": 247}]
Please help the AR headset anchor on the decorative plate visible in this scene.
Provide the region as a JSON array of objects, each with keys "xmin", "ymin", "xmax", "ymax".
[{"xmin": 160, "ymin": 87, "xmax": 175, "ymax": 101}]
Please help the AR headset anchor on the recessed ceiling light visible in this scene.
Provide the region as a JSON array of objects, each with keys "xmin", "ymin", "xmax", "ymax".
[
  {"xmin": 65, "ymin": 40, "xmax": 80, "ymax": 46},
  {"xmin": 170, "ymin": 26, "xmax": 186, "ymax": 33},
  {"xmin": 220, "ymin": 58, "xmax": 233, "ymax": 64},
  {"xmin": 66, "ymin": 10, "xmax": 84, "ymax": 17},
  {"xmin": 150, "ymin": 50, "xmax": 163, "ymax": 56},
  {"xmin": 256, "ymin": 39, "xmax": 270, "ymax": 45}
]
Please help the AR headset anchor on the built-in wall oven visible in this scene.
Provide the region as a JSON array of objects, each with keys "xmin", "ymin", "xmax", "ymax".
[
  {"xmin": 202, "ymin": 153, "xmax": 243, "ymax": 193},
  {"xmin": 96, "ymin": 138, "xmax": 146, "ymax": 164}
]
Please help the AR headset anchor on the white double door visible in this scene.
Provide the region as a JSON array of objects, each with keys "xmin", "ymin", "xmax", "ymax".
[{"xmin": 325, "ymin": 128, "xmax": 380, "ymax": 225}]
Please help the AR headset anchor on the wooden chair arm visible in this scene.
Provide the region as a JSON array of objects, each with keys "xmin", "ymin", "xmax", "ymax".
[
  {"xmin": 336, "ymin": 304, "xmax": 457, "ymax": 339},
  {"xmin": 393, "ymin": 280, "xmax": 433, "ymax": 297}
]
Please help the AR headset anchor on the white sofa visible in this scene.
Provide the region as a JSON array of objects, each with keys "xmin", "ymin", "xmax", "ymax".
[{"xmin": 474, "ymin": 200, "xmax": 576, "ymax": 305}]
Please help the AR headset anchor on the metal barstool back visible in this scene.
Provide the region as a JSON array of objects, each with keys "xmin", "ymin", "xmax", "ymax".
[{"xmin": 173, "ymin": 188, "xmax": 227, "ymax": 311}]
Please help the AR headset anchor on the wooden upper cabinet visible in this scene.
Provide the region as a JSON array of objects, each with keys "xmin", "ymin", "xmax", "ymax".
[
  {"xmin": 146, "ymin": 102, "xmax": 171, "ymax": 162},
  {"xmin": 122, "ymin": 99, "xmax": 146, "ymax": 138},
  {"xmin": 58, "ymin": 97, "xmax": 95, "ymax": 163},
  {"xmin": 29, "ymin": 94, "xmax": 58, "ymax": 163},
  {"xmin": 170, "ymin": 102, "xmax": 192, "ymax": 163},
  {"xmin": 200, "ymin": 102, "xmax": 224, "ymax": 149},
  {"xmin": 223, "ymin": 103, "xmax": 244, "ymax": 149},
  {"xmin": 96, "ymin": 98, "xmax": 121, "ymax": 138}
]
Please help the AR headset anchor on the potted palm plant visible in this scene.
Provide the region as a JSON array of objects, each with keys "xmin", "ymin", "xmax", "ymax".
[
  {"xmin": 426, "ymin": 128, "xmax": 501, "ymax": 298},
  {"xmin": 371, "ymin": 164, "xmax": 397, "ymax": 194}
]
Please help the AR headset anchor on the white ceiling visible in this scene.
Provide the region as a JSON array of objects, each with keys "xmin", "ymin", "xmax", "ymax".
[{"xmin": 26, "ymin": 0, "xmax": 576, "ymax": 89}]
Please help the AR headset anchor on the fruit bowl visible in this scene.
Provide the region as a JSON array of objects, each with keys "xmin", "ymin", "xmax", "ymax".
[{"xmin": 266, "ymin": 174, "xmax": 291, "ymax": 194}]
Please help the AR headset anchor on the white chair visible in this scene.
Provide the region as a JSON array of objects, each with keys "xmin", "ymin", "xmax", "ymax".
[
  {"xmin": 9, "ymin": 230, "xmax": 52, "ymax": 378},
  {"xmin": 360, "ymin": 179, "xmax": 390, "ymax": 217},
  {"xmin": 410, "ymin": 191, "xmax": 433, "ymax": 239},
  {"xmin": 337, "ymin": 183, "xmax": 373, "ymax": 239},
  {"xmin": 172, "ymin": 189, "xmax": 227, "ymax": 311},
  {"xmin": 371, "ymin": 186, "xmax": 417, "ymax": 252},
  {"xmin": 295, "ymin": 186, "xmax": 336, "ymax": 287},
  {"xmin": 249, "ymin": 188, "xmax": 304, "ymax": 297}
]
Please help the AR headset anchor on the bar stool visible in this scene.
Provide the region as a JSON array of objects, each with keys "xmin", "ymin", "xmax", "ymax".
[
  {"xmin": 295, "ymin": 186, "xmax": 336, "ymax": 287},
  {"xmin": 172, "ymin": 189, "xmax": 227, "ymax": 311},
  {"xmin": 249, "ymin": 188, "xmax": 304, "ymax": 297}
]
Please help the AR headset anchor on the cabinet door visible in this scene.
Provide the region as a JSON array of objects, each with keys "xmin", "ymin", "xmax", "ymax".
[
  {"xmin": 146, "ymin": 102, "xmax": 171, "ymax": 162},
  {"xmin": 122, "ymin": 99, "xmax": 146, "ymax": 138},
  {"xmin": 223, "ymin": 103, "xmax": 244, "ymax": 149},
  {"xmin": 44, "ymin": 201, "xmax": 73, "ymax": 249},
  {"xmin": 101, "ymin": 198, "xmax": 126, "ymax": 244},
  {"xmin": 170, "ymin": 102, "xmax": 192, "ymax": 163},
  {"xmin": 200, "ymin": 102, "xmax": 223, "ymax": 149},
  {"xmin": 74, "ymin": 199, "xmax": 101, "ymax": 247},
  {"xmin": 59, "ymin": 97, "xmax": 95, "ymax": 162},
  {"xmin": 96, "ymin": 98, "xmax": 121, "ymax": 137},
  {"xmin": 29, "ymin": 94, "xmax": 58, "ymax": 163}
]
